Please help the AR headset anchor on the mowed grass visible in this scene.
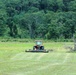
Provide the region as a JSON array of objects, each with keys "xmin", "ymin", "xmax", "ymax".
[{"xmin": 0, "ymin": 42, "xmax": 76, "ymax": 75}]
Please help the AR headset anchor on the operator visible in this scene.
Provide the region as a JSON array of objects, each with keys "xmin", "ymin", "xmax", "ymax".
[{"xmin": 33, "ymin": 42, "xmax": 41, "ymax": 50}]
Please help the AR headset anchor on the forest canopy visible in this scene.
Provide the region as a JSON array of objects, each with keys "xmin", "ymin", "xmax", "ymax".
[{"xmin": 0, "ymin": 0, "xmax": 76, "ymax": 39}]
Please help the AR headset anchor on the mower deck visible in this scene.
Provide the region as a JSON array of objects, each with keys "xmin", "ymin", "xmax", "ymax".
[{"xmin": 25, "ymin": 50, "xmax": 49, "ymax": 53}]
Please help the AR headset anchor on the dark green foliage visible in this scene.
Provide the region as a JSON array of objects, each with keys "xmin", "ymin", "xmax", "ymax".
[{"xmin": 0, "ymin": 0, "xmax": 76, "ymax": 39}]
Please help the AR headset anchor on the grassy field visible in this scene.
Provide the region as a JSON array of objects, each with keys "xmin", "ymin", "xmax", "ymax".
[{"xmin": 0, "ymin": 42, "xmax": 76, "ymax": 75}]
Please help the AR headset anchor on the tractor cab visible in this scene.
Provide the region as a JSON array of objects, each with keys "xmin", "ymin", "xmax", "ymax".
[
  {"xmin": 33, "ymin": 40, "xmax": 44, "ymax": 50},
  {"xmin": 36, "ymin": 40, "xmax": 42, "ymax": 46}
]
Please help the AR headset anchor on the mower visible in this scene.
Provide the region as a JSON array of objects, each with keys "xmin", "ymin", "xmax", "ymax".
[{"xmin": 25, "ymin": 40, "xmax": 49, "ymax": 53}]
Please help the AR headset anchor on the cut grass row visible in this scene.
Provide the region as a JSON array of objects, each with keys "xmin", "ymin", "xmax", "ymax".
[
  {"xmin": 0, "ymin": 42, "xmax": 76, "ymax": 75},
  {"xmin": 0, "ymin": 52, "xmax": 76, "ymax": 75}
]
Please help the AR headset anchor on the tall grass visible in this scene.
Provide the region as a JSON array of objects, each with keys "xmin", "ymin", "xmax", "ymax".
[{"xmin": 0, "ymin": 38, "xmax": 74, "ymax": 42}]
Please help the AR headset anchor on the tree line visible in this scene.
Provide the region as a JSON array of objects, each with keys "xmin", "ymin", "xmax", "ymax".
[{"xmin": 0, "ymin": 0, "xmax": 76, "ymax": 39}]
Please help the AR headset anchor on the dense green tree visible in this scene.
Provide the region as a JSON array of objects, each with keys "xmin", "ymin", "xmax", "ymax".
[
  {"xmin": 69, "ymin": 0, "xmax": 76, "ymax": 11},
  {"xmin": 0, "ymin": 9, "xmax": 7, "ymax": 36},
  {"xmin": 0, "ymin": 0, "xmax": 76, "ymax": 39}
]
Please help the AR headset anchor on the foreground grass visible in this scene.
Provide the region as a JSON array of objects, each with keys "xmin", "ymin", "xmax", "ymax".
[{"xmin": 0, "ymin": 42, "xmax": 76, "ymax": 75}]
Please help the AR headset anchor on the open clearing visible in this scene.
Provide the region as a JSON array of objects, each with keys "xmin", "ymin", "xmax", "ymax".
[{"xmin": 0, "ymin": 42, "xmax": 76, "ymax": 75}]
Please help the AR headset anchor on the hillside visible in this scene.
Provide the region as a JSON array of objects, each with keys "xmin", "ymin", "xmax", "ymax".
[{"xmin": 0, "ymin": 0, "xmax": 76, "ymax": 39}]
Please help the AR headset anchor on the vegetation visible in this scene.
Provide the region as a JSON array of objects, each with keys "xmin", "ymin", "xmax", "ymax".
[
  {"xmin": 0, "ymin": 42, "xmax": 76, "ymax": 75},
  {"xmin": 0, "ymin": 0, "xmax": 76, "ymax": 39}
]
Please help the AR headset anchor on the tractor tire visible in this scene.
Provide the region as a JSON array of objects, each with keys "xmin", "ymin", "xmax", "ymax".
[{"xmin": 41, "ymin": 46, "xmax": 44, "ymax": 50}]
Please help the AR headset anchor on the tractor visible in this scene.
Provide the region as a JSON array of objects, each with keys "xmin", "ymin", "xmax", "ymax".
[{"xmin": 25, "ymin": 40, "xmax": 49, "ymax": 53}]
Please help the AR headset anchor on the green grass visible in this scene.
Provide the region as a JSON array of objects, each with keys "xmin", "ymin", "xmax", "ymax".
[{"xmin": 0, "ymin": 42, "xmax": 76, "ymax": 75}]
